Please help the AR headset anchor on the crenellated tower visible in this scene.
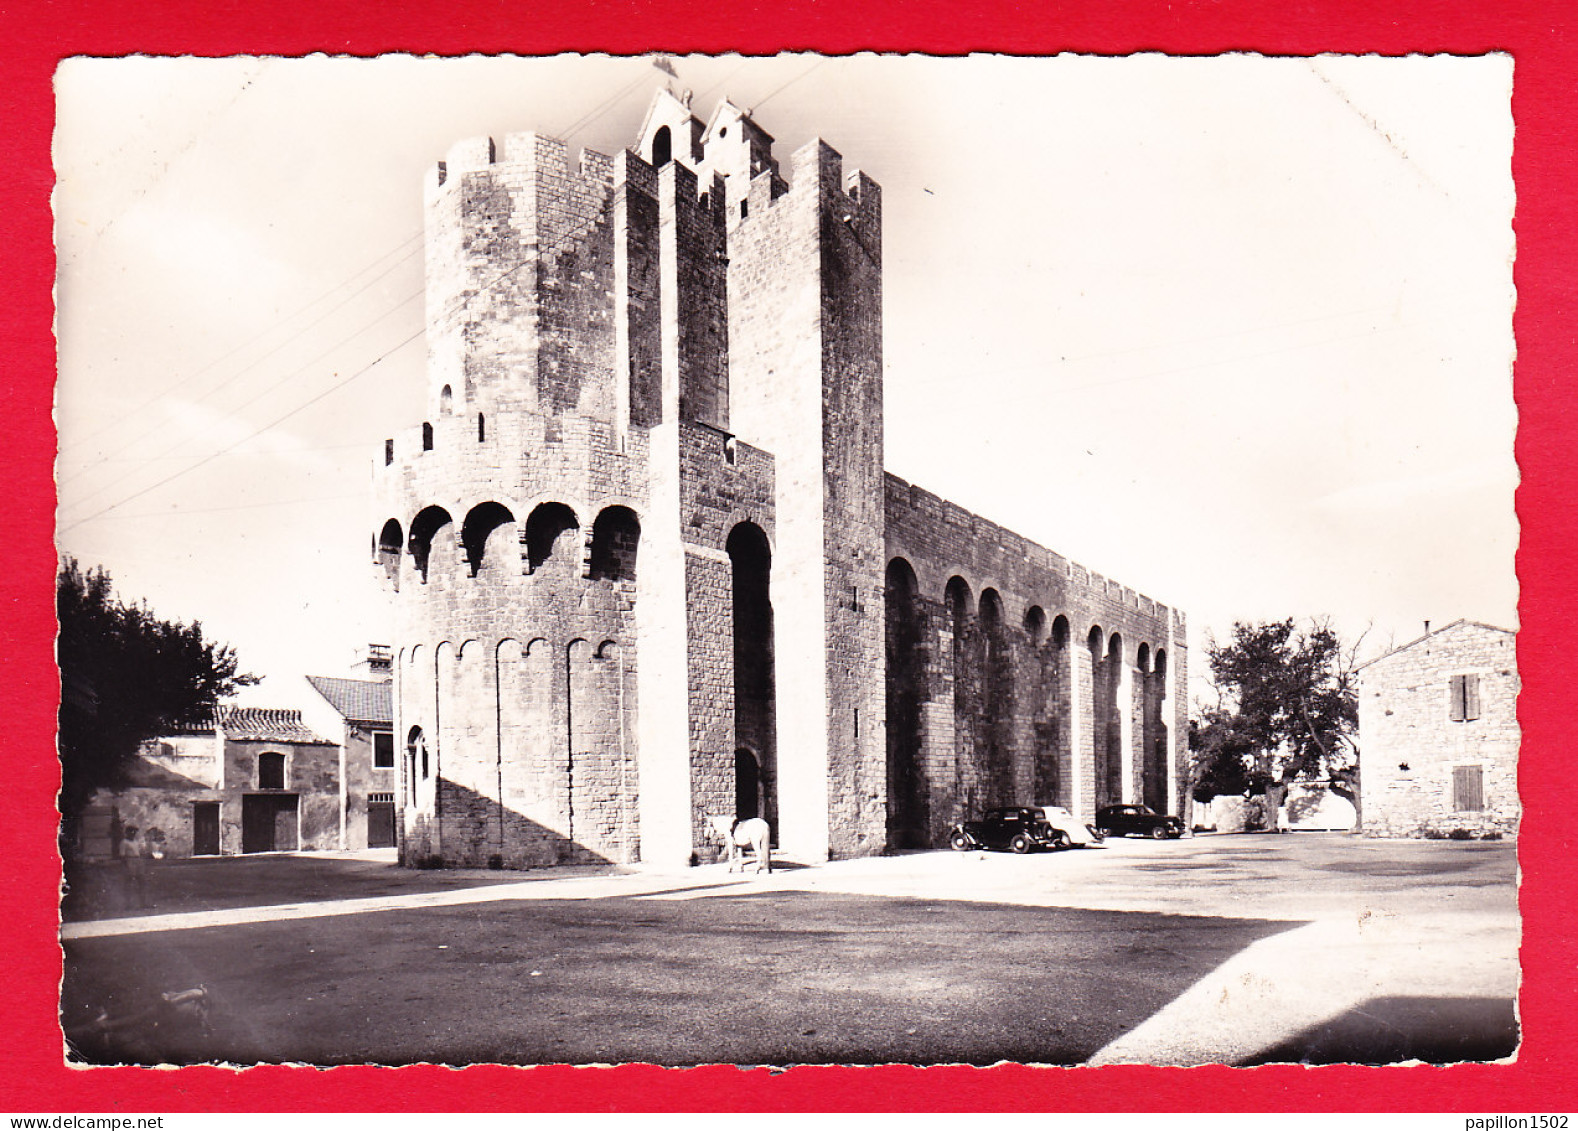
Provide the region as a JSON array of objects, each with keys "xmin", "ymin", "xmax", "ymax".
[
  {"xmin": 371, "ymin": 86, "xmax": 1187, "ymax": 872},
  {"xmin": 374, "ymin": 89, "xmax": 886, "ymax": 868}
]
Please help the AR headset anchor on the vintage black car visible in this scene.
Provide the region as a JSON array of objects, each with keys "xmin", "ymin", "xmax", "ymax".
[
  {"xmin": 1095, "ymin": 803, "xmax": 1185, "ymax": 839},
  {"xmin": 948, "ymin": 807, "xmax": 1074, "ymax": 853}
]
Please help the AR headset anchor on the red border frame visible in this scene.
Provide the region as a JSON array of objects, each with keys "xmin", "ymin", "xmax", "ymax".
[{"xmin": 5, "ymin": 0, "xmax": 1574, "ymax": 1112}]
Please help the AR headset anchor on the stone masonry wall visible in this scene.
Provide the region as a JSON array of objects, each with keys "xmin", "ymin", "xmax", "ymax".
[
  {"xmin": 376, "ymin": 399, "xmax": 649, "ymax": 866},
  {"xmin": 817, "ymin": 149, "xmax": 887, "ymax": 859},
  {"xmin": 221, "ymin": 739, "xmax": 342, "ymax": 853},
  {"xmin": 723, "ymin": 139, "xmax": 887, "ymax": 860},
  {"xmin": 380, "ymin": 94, "xmax": 1192, "ymax": 871},
  {"xmin": 725, "ymin": 142, "xmax": 828, "ymax": 859},
  {"xmin": 1360, "ymin": 622, "xmax": 1520, "ymax": 838},
  {"xmin": 885, "ymin": 474, "xmax": 1186, "ymax": 843},
  {"xmin": 677, "ymin": 423, "xmax": 776, "ymax": 856},
  {"xmin": 423, "ymin": 134, "xmax": 616, "ymax": 423}
]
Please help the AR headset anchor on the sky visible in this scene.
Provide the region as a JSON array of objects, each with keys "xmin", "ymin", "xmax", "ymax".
[{"xmin": 52, "ymin": 53, "xmax": 1518, "ymax": 714}]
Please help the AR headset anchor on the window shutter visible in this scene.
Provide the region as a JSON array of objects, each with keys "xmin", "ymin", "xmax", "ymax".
[
  {"xmin": 1448, "ymin": 675, "xmax": 1466, "ymax": 722},
  {"xmin": 1464, "ymin": 673, "xmax": 1482, "ymax": 721},
  {"xmin": 1453, "ymin": 765, "xmax": 1484, "ymax": 811}
]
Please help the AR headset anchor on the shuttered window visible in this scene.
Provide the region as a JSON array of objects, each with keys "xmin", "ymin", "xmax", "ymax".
[
  {"xmin": 1449, "ymin": 673, "xmax": 1482, "ymax": 722},
  {"xmin": 1453, "ymin": 765, "xmax": 1484, "ymax": 811}
]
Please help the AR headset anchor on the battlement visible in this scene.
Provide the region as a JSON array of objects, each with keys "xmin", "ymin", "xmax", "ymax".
[
  {"xmin": 426, "ymin": 131, "xmax": 616, "ymax": 199},
  {"xmin": 728, "ymin": 138, "xmax": 881, "ymax": 234},
  {"xmin": 883, "ymin": 472, "xmax": 1177, "ymax": 627},
  {"xmin": 378, "ymin": 82, "xmax": 1191, "ymax": 870}
]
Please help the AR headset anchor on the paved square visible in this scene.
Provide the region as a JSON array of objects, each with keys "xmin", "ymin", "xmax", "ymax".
[{"xmin": 60, "ymin": 833, "xmax": 1519, "ymax": 1067}]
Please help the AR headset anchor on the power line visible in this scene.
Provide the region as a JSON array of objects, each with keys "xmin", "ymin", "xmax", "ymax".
[
  {"xmin": 750, "ymin": 57, "xmax": 828, "ymax": 114},
  {"xmin": 62, "ymin": 234, "xmax": 425, "ymax": 485},
  {"xmin": 83, "ymin": 490, "xmax": 368, "ymax": 521},
  {"xmin": 555, "ymin": 65, "xmax": 657, "ymax": 141},
  {"xmin": 61, "ymin": 196, "xmax": 616, "ymax": 533},
  {"xmin": 61, "ymin": 285, "xmax": 426, "ymax": 516},
  {"xmin": 59, "ymin": 438, "xmax": 380, "ymax": 470},
  {"xmin": 59, "ymin": 329, "xmax": 427, "ymax": 535},
  {"xmin": 64, "ymin": 68, "xmax": 685, "ymax": 533},
  {"xmin": 69, "ymin": 60, "xmax": 657, "ymax": 490},
  {"xmin": 78, "ymin": 59, "xmax": 269, "ymax": 249}
]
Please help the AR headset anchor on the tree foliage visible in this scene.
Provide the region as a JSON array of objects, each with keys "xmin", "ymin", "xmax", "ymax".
[
  {"xmin": 1189, "ymin": 618, "xmax": 1361, "ymax": 823},
  {"xmin": 57, "ymin": 557, "xmax": 257, "ymax": 821}
]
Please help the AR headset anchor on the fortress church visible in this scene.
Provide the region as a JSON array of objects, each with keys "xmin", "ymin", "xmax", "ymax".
[{"xmin": 373, "ymin": 90, "xmax": 1188, "ymax": 868}]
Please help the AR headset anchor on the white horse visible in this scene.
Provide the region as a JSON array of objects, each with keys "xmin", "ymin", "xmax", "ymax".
[{"xmin": 706, "ymin": 815, "xmax": 772, "ymax": 874}]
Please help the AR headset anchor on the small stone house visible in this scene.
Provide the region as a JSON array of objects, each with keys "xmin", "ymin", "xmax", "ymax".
[
  {"xmin": 91, "ymin": 707, "xmax": 340, "ymax": 857},
  {"xmin": 1358, "ymin": 620, "xmax": 1519, "ymax": 839},
  {"xmin": 304, "ymin": 672, "xmax": 396, "ymax": 850}
]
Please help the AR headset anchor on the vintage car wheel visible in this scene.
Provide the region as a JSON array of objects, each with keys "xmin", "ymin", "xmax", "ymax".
[
  {"xmin": 1049, "ymin": 831, "xmax": 1070, "ymax": 850},
  {"xmin": 1009, "ymin": 833, "xmax": 1032, "ymax": 854},
  {"xmin": 949, "ymin": 829, "xmax": 973, "ymax": 851},
  {"xmin": 1150, "ymin": 825, "xmax": 1169, "ymax": 840}
]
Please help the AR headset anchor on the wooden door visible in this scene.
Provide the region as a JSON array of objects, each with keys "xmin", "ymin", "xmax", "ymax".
[
  {"xmin": 192, "ymin": 801, "xmax": 220, "ymax": 855},
  {"xmin": 272, "ymin": 795, "xmax": 299, "ymax": 851},
  {"xmin": 241, "ymin": 795, "xmax": 273, "ymax": 853},
  {"xmin": 367, "ymin": 793, "xmax": 396, "ymax": 848}
]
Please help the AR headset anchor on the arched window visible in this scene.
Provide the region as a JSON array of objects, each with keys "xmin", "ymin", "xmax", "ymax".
[
  {"xmin": 946, "ymin": 576, "xmax": 972, "ymax": 629},
  {"xmin": 378, "ymin": 519, "xmax": 403, "ymax": 587},
  {"xmin": 439, "ymin": 386, "xmax": 453, "ymax": 416},
  {"xmin": 525, "ymin": 502, "xmax": 580, "ymax": 574},
  {"xmin": 408, "ymin": 506, "xmax": 454, "ymax": 583},
  {"xmin": 406, "ymin": 726, "xmax": 428, "ymax": 798},
  {"xmin": 1024, "ymin": 605, "xmax": 1047, "ymax": 646},
  {"xmin": 589, "ymin": 506, "xmax": 641, "ymax": 581},
  {"xmin": 421, "ymin": 422, "xmax": 434, "ymax": 452},
  {"xmin": 258, "ymin": 752, "xmax": 286, "ymax": 791},
  {"xmin": 652, "ymin": 125, "xmax": 672, "ymax": 167},
  {"xmin": 1052, "ymin": 614, "xmax": 1071, "ymax": 651},
  {"xmin": 1137, "ymin": 642, "xmax": 1151, "ymax": 674},
  {"xmin": 461, "ymin": 502, "xmax": 516, "ymax": 577}
]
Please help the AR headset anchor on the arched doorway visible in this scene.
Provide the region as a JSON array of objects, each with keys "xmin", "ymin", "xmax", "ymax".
[
  {"xmin": 735, "ymin": 749, "xmax": 761, "ymax": 820},
  {"xmin": 979, "ymin": 588, "xmax": 1012, "ymax": 807},
  {"xmin": 885, "ymin": 557, "xmax": 926, "ymax": 848},
  {"xmin": 728, "ymin": 523, "xmax": 776, "ymax": 838}
]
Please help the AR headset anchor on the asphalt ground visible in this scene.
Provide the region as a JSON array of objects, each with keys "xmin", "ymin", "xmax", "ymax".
[{"xmin": 58, "ymin": 833, "xmax": 1520, "ymax": 1068}]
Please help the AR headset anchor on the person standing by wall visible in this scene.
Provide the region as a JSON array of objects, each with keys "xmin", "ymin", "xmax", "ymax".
[{"xmin": 122, "ymin": 825, "xmax": 152, "ymax": 910}]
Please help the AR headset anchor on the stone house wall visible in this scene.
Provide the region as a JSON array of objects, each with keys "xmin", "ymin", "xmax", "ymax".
[{"xmin": 1360, "ymin": 621, "xmax": 1519, "ymax": 838}]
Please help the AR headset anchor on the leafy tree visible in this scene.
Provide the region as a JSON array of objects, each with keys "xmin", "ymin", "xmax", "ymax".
[
  {"xmin": 1190, "ymin": 618, "xmax": 1361, "ymax": 829},
  {"xmin": 57, "ymin": 557, "xmax": 257, "ymax": 827}
]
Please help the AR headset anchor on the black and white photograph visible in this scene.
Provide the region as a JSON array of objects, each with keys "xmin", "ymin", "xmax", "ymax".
[{"xmin": 53, "ymin": 53, "xmax": 1518, "ymax": 1068}]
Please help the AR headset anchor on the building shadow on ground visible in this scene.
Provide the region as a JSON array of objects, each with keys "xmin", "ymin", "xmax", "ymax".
[
  {"xmin": 61, "ymin": 890, "xmax": 1300, "ymax": 1067},
  {"xmin": 1242, "ymin": 995, "xmax": 1518, "ymax": 1065}
]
